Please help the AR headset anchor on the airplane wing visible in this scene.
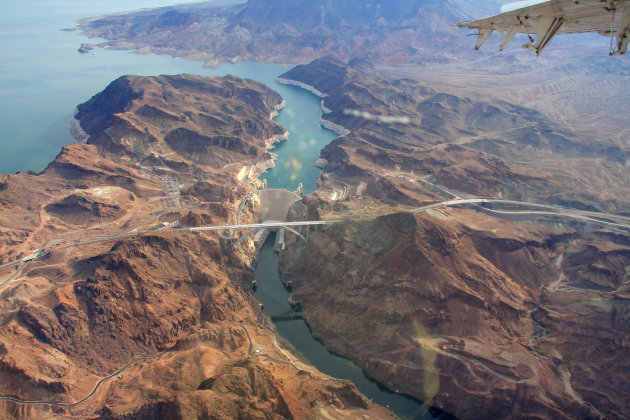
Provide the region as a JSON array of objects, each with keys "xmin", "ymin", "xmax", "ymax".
[{"xmin": 456, "ymin": 0, "xmax": 630, "ymax": 55}]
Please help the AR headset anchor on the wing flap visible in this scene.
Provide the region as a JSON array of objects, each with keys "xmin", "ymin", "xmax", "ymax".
[{"xmin": 457, "ymin": 0, "xmax": 630, "ymax": 54}]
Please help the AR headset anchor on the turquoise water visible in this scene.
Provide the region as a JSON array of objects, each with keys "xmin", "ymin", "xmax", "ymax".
[
  {"xmin": 0, "ymin": 0, "xmax": 335, "ymax": 182},
  {"xmin": 262, "ymin": 85, "xmax": 337, "ymax": 194}
]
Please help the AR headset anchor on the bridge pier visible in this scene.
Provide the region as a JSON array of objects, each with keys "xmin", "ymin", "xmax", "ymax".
[
  {"xmin": 253, "ymin": 228, "xmax": 270, "ymax": 251},
  {"xmin": 274, "ymin": 228, "xmax": 286, "ymax": 251}
]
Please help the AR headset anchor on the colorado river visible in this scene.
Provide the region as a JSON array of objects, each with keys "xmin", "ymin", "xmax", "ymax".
[
  {"xmin": 255, "ymin": 235, "xmax": 441, "ymax": 420},
  {"xmin": 255, "ymin": 91, "xmax": 442, "ymax": 419}
]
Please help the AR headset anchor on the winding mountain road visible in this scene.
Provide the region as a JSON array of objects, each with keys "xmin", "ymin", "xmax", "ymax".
[{"xmin": 0, "ymin": 350, "xmax": 172, "ymax": 408}]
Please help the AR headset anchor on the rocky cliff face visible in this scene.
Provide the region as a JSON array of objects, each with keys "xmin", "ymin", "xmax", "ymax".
[
  {"xmin": 281, "ymin": 207, "xmax": 630, "ymax": 419},
  {"xmin": 277, "ymin": 58, "xmax": 630, "ymax": 419},
  {"xmin": 0, "ymin": 75, "xmax": 393, "ymax": 419}
]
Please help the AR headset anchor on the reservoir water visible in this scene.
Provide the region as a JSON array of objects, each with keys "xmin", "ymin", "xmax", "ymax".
[
  {"xmin": 0, "ymin": 0, "xmax": 333, "ymax": 179},
  {"xmin": 2, "ymin": 1, "xmax": 436, "ymax": 418}
]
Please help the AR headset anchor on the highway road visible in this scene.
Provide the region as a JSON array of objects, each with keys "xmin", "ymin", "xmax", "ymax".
[
  {"xmin": 3, "ymin": 193, "xmax": 630, "ymax": 287},
  {"xmin": 0, "ymin": 259, "xmax": 33, "ymax": 288},
  {"xmin": 185, "ymin": 220, "xmax": 340, "ymax": 232},
  {"xmin": 0, "ymin": 254, "xmax": 38, "ymax": 270},
  {"xmin": 480, "ymin": 207, "xmax": 630, "ymax": 232},
  {"xmin": 410, "ymin": 198, "xmax": 630, "ymax": 231},
  {"xmin": 325, "ymin": 173, "xmax": 350, "ymax": 199},
  {"xmin": 410, "ymin": 198, "xmax": 489, "ymax": 212},
  {"xmin": 4, "ymin": 196, "xmax": 630, "ymax": 280},
  {"xmin": 0, "ymin": 220, "xmax": 340, "ymax": 284},
  {"xmin": 66, "ymin": 233, "xmax": 139, "ymax": 248}
]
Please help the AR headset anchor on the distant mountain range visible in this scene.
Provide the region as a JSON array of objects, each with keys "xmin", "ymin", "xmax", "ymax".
[{"xmin": 79, "ymin": 0, "xmax": 510, "ymax": 67}]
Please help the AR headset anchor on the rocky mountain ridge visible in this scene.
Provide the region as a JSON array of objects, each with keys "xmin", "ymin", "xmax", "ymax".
[
  {"xmin": 0, "ymin": 74, "xmax": 394, "ymax": 419},
  {"xmin": 280, "ymin": 57, "xmax": 630, "ymax": 213},
  {"xmin": 77, "ymin": 0, "xmax": 494, "ymax": 67},
  {"xmin": 75, "ymin": 73, "xmax": 287, "ymax": 170},
  {"xmin": 277, "ymin": 57, "xmax": 630, "ymax": 419}
]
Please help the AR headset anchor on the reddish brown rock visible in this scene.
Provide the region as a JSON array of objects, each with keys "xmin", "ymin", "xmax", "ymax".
[
  {"xmin": 276, "ymin": 58, "xmax": 630, "ymax": 419},
  {"xmin": 280, "ymin": 206, "xmax": 630, "ymax": 419},
  {"xmin": 281, "ymin": 57, "xmax": 630, "ymax": 213},
  {"xmin": 0, "ymin": 74, "xmax": 394, "ymax": 420}
]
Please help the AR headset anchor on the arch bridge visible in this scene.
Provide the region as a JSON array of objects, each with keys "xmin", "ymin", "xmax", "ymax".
[{"xmin": 190, "ymin": 187, "xmax": 333, "ymax": 248}]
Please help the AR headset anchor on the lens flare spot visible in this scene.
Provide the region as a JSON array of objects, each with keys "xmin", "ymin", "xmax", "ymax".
[{"xmin": 412, "ymin": 320, "xmax": 440, "ymax": 408}]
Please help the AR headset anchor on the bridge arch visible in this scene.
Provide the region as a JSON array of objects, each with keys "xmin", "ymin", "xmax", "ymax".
[{"xmin": 233, "ymin": 225, "xmax": 306, "ymax": 248}]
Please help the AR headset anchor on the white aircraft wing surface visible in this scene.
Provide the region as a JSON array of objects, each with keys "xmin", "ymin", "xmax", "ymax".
[{"xmin": 457, "ymin": 0, "xmax": 630, "ymax": 55}]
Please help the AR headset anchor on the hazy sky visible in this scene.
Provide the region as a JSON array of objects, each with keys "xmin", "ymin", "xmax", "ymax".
[{"xmin": 501, "ymin": 0, "xmax": 548, "ymax": 13}]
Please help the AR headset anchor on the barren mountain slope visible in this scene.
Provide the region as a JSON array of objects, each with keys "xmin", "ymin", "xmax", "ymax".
[
  {"xmin": 281, "ymin": 57, "xmax": 630, "ymax": 213},
  {"xmin": 277, "ymin": 58, "xmax": 630, "ymax": 419},
  {"xmin": 78, "ymin": 0, "xmax": 475, "ymax": 67},
  {"xmin": 0, "ymin": 74, "xmax": 394, "ymax": 419}
]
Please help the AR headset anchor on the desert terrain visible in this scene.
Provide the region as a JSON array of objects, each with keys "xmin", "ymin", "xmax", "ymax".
[
  {"xmin": 0, "ymin": 74, "xmax": 394, "ymax": 419},
  {"xmin": 1, "ymin": 0, "xmax": 629, "ymax": 418},
  {"xmin": 276, "ymin": 57, "xmax": 630, "ymax": 419}
]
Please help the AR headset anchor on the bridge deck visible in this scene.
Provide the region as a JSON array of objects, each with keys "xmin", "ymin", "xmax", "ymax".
[{"xmin": 186, "ymin": 220, "xmax": 339, "ymax": 232}]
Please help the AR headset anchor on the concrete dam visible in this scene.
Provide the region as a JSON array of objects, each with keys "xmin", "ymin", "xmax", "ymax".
[
  {"xmin": 233, "ymin": 187, "xmax": 310, "ymax": 250},
  {"xmin": 258, "ymin": 188, "xmax": 302, "ymax": 223}
]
